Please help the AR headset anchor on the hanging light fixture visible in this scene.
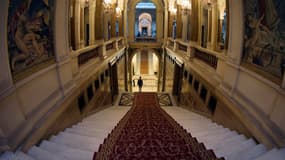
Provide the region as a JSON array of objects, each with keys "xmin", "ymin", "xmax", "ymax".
[
  {"xmin": 201, "ymin": 0, "xmax": 217, "ymax": 11},
  {"xmin": 115, "ymin": 0, "xmax": 122, "ymax": 17},
  {"xmin": 169, "ymin": 7, "xmax": 177, "ymax": 15},
  {"xmin": 116, "ymin": 6, "xmax": 122, "ymax": 17},
  {"xmin": 179, "ymin": 0, "xmax": 191, "ymax": 15},
  {"xmin": 169, "ymin": 0, "xmax": 177, "ymax": 15},
  {"xmin": 103, "ymin": 0, "xmax": 113, "ymax": 13}
]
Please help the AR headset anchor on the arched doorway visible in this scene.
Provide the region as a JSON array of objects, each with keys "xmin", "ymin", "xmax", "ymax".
[
  {"xmin": 132, "ymin": 0, "xmax": 160, "ymax": 42},
  {"xmin": 131, "ymin": 49, "xmax": 159, "ymax": 92},
  {"xmin": 138, "ymin": 13, "xmax": 152, "ymax": 37}
]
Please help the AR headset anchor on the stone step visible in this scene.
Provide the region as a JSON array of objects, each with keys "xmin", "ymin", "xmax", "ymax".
[
  {"xmin": 65, "ymin": 127, "xmax": 109, "ymax": 139},
  {"xmin": 227, "ymin": 144, "xmax": 267, "ymax": 160},
  {"xmin": 15, "ymin": 152, "xmax": 35, "ymax": 160},
  {"xmin": 217, "ymin": 139, "xmax": 256, "ymax": 158},
  {"xmin": 254, "ymin": 148, "xmax": 285, "ymax": 160},
  {"xmin": 28, "ymin": 146, "xmax": 66, "ymax": 160},
  {"xmin": 49, "ymin": 132, "xmax": 101, "ymax": 152},
  {"xmin": 40, "ymin": 140, "xmax": 93, "ymax": 160}
]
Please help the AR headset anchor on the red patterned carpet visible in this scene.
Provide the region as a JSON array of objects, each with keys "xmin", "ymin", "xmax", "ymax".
[{"xmin": 94, "ymin": 93, "xmax": 223, "ymax": 160}]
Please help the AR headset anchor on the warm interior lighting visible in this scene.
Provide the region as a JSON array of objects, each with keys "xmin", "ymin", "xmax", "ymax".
[
  {"xmin": 169, "ymin": 0, "xmax": 177, "ymax": 15},
  {"xmin": 179, "ymin": 0, "xmax": 191, "ymax": 15},
  {"xmin": 201, "ymin": 0, "xmax": 217, "ymax": 10},
  {"xmin": 103, "ymin": 0, "xmax": 113, "ymax": 13},
  {"xmin": 116, "ymin": 7, "xmax": 122, "ymax": 17}
]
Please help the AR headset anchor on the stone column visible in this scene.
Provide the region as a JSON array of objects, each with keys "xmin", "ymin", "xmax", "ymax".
[
  {"xmin": 74, "ymin": 0, "xmax": 81, "ymax": 49},
  {"xmin": 104, "ymin": 13, "xmax": 111, "ymax": 40},
  {"xmin": 89, "ymin": 0, "xmax": 96, "ymax": 45},
  {"xmin": 80, "ymin": 4, "xmax": 85, "ymax": 47},
  {"xmin": 157, "ymin": 9, "xmax": 164, "ymax": 42},
  {"xmin": 124, "ymin": 51, "xmax": 128, "ymax": 91},
  {"xmin": 149, "ymin": 52, "xmax": 154, "ymax": 75},
  {"xmin": 176, "ymin": 6, "xmax": 182, "ymax": 39},
  {"xmin": 137, "ymin": 51, "xmax": 141, "ymax": 75},
  {"xmin": 95, "ymin": 0, "xmax": 103, "ymax": 40},
  {"xmin": 128, "ymin": 9, "xmax": 135, "ymax": 42},
  {"xmin": 164, "ymin": 7, "xmax": 169, "ymax": 42},
  {"xmin": 123, "ymin": 9, "xmax": 128, "ymax": 40},
  {"xmin": 210, "ymin": 7, "xmax": 218, "ymax": 50},
  {"xmin": 181, "ymin": 13, "xmax": 188, "ymax": 42},
  {"xmin": 190, "ymin": 0, "xmax": 199, "ymax": 42}
]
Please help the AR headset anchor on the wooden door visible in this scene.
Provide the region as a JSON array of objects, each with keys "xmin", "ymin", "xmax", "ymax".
[{"xmin": 140, "ymin": 50, "xmax": 148, "ymax": 74}]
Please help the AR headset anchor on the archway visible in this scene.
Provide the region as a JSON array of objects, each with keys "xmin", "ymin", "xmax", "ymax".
[
  {"xmin": 131, "ymin": 49, "xmax": 160, "ymax": 92},
  {"xmin": 127, "ymin": 0, "xmax": 164, "ymax": 42},
  {"xmin": 138, "ymin": 13, "xmax": 152, "ymax": 37}
]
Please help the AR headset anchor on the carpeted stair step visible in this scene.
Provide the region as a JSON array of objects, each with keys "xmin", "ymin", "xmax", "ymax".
[
  {"xmin": 254, "ymin": 148, "xmax": 285, "ymax": 160},
  {"xmin": 39, "ymin": 140, "xmax": 93, "ymax": 160},
  {"xmin": 49, "ymin": 132, "xmax": 101, "ymax": 152},
  {"xmin": 28, "ymin": 146, "xmax": 66, "ymax": 160}
]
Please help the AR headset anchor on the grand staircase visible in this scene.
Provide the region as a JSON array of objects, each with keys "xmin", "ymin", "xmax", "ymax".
[{"xmin": 1, "ymin": 102, "xmax": 285, "ymax": 159}]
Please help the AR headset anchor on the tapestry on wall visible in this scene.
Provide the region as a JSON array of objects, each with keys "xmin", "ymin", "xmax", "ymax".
[
  {"xmin": 7, "ymin": 0, "xmax": 55, "ymax": 81},
  {"xmin": 243, "ymin": 0, "xmax": 285, "ymax": 83}
]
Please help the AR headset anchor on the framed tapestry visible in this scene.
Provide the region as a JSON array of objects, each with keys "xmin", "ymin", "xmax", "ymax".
[
  {"xmin": 7, "ymin": 0, "xmax": 55, "ymax": 81},
  {"xmin": 242, "ymin": 0, "xmax": 285, "ymax": 84}
]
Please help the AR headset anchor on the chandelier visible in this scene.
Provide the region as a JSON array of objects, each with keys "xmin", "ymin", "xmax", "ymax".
[
  {"xmin": 169, "ymin": 7, "xmax": 177, "ymax": 15},
  {"xmin": 201, "ymin": 0, "xmax": 217, "ymax": 10},
  {"xmin": 103, "ymin": 0, "xmax": 113, "ymax": 13},
  {"xmin": 178, "ymin": 0, "xmax": 191, "ymax": 15},
  {"xmin": 116, "ymin": 6, "xmax": 122, "ymax": 17},
  {"xmin": 169, "ymin": 0, "xmax": 177, "ymax": 15}
]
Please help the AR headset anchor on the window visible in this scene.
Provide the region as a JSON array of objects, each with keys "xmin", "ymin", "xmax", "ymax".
[
  {"xmin": 184, "ymin": 70, "xmax": 188, "ymax": 78},
  {"xmin": 94, "ymin": 79, "xmax": 100, "ymax": 90},
  {"xmin": 194, "ymin": 80, "xmax": 199, "ymax": 92},
  {"xmin": 208, "ymin": 96, "xmax": 217, "ymax": 113},
  {"xmin": 78, "ymin": 93, "xmax": 86, "ymax": 112},
  {"xmin": 87, "ymin": 84, "xmax": 94, "ymax": 101},
  {"xmin": 200, "ymin": 86, "xmax": 207, "ymax": 102},
  {"xmin": 188, "ymin": 74, "xmax": 193, "ymax": 85},
  {"xmin": 105, "ymin": 69, "xmax": 109, "ymax": 77},
  {"xmin": 101, "ymin": 73, "xmax": 105, "ymax": 83}
]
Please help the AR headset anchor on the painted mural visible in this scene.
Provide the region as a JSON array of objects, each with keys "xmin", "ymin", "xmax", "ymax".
[
  {"xmin": 8, "ymin": 0, "xmax": 54, "ymax": 80},
  {"xmin": 243, "ymin": 0, "xmax": 285, "ymax": 82}
]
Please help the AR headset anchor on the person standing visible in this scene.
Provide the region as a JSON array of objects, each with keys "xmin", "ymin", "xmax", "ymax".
[{"xmin": 137, "ymin": 76, "xmax": 143, "ymax": 92}]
